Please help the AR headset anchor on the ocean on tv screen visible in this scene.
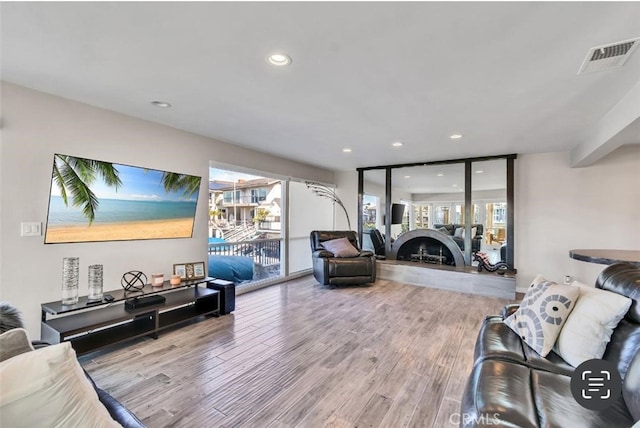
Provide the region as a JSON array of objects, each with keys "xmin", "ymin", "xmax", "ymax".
[{"xmin": 46, "ymin": 196, "xmax": 198, "ymax": 225}]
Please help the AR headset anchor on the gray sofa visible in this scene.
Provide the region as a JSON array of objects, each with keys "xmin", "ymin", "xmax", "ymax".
[
  {"xmin": 461, "ymin": 263, "xmax": 640, "ymax": 427},
  {"xmin": 433, "ymin": 223, "xmax": 484, "ymax": 252}
]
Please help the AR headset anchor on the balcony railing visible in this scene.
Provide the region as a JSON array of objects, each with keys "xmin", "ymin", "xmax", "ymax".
[
  {"xmin": 208, "ymin": 238, "xmax": 282, "ymax": 267},
  {"xmin": 221, "ymin": 196, "xmax": 266, "ymax": 205}
]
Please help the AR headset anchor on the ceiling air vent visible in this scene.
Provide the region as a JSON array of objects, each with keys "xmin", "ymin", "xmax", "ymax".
[{"xmin": 577, "ymin": 37, "xmax": 640, "ymax": 74}]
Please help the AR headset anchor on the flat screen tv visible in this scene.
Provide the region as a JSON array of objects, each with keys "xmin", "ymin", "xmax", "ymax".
[
  {"xmin": 382, "ymin": 203, "xmax": 406, "ymax": 225},
  {"xmin": 44, "ymin": 154, "xmax": 202, "ymax": 244},
  {"xmin": 391, "ymin": 203, "xmax": 405, "ymax": 225}
]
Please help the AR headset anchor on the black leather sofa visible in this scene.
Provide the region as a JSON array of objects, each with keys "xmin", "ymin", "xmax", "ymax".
[
  {"xmin": 461, "ymin": 263, "xmax": 640, "ymax": 427},
  {"xmin": 433, "ymin": 223, "xmax": 483, "ymax": 252},
  {"xmin": 310, "ymin": 230, "xmax": 376, "ymax": 286},
  {"xmin": 84, "ymin": 370, "xmax": 146, "ymax": 428}
]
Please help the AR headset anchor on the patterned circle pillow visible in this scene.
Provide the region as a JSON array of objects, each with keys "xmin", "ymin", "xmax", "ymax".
[{"xmin": 504, "ymin": 275, "xmax": 580, "ymax": 356}]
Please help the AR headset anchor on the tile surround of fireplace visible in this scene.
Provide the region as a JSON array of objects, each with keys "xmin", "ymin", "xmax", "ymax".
[{"xmin": 389, "ymin": 229, "xmax": 466, "ymax": 267}]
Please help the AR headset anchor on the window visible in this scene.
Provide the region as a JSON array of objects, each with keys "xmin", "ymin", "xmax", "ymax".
[
  {"xmin": 452, "ymin": 204, "xmax": 463, "ymax": 224},
  {"xmin": 362, "ymin": 194, "xmax": 378, "ymax": 230},
  {"xmin": 493, "ymin": 203, "xmax": 507, "ymax": 225},
  {"xmin": 413, "ymin": 205, "xmax": 430, "ymax": 229},
  {"xmin": 223, "ymin": 190, "xmax": 241, "ymax": 204},
  {"xmin": 211, "ymin": 168, "xmax": 282, "ymax": 289},
  {"xmin": 251, "ymin": 188, "xmax": 267, "ymax": 204},
  {"xmin": 210, "ymin": 165, "xmax": 337, "ymax": 292},
  {"xmin": 434, "ymin": 206, "xmax": 450, "ymax": 224}
]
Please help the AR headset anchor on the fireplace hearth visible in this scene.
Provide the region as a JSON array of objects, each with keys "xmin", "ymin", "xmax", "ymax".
[{"xmin": 389, "ymin": 229, "xmax": 465, "ymax": 267}]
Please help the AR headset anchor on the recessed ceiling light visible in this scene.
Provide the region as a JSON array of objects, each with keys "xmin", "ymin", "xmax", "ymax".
[
  {"xmin": 404, "ymin": 175, "xmax": 410, "ymax": 179},
  {"xmin": 437, "ymin": 173, "xmax": 444, "ymax": 177},
  {"xmin": 267, "ymin": 53, "xmax": 292, "ymax": 66},
  {"xmin": 342, "ymin": 148, "xmax": 352, "ymax": 153},
  {"xmin": 151, "ymin": 101, "xmax": 171, "ymax": 108},
  {"xmin": 450, "ymin": 134, "xmax": 463, "ymax": 139},
  {"xmin": 459, "ymin": 189, "xmax": 464, "ymax": 192},
  {"xmin": 476, "ymin": 170, "xmax": 484, "ymax": 174},
  {"xmin": 392, "ymin": 141, "xmax": 404, "ymax": 147},
  {"xmin": 452, "ymin": 184, "xmax": 458, "ymax": 187}
]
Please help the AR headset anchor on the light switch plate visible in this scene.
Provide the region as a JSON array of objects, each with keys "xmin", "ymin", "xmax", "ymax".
[{"xmin": 21, "ymin": 222, "xmax": 42, "ymax": 237}]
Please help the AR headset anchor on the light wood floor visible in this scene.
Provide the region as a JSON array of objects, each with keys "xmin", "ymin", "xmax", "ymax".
[{"xmin": 81, "ymin": 276, "xmax": 513, "ymax": 428}]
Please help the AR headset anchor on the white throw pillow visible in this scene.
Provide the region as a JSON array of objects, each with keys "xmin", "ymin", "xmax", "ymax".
[
  {"xmin": 554, "ymin": 281, "xmax": 632, "ymax": 367},
  {"xmin": 0, "ymin": 342, "xmax": 120, "ymax": 428},
  {"xmin": 321, "ymin": 237, "xmax": 360, "ymax": 258},
  {"xmin": 504, "ymin": 275, "xmax": 579, "ymax": 356},
  {"xmin": 461, "ymin": 227, "xmax": 477, "ymax": 239},
  {"xmin": 453, "ymin": 227, "xmax": 464, "ymax": 238}
]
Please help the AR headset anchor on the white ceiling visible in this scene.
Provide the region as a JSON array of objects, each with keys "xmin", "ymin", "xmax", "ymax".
[
  {"xmin": 364, "ymin": 159, "xmax": 506, "ymax": 194},
  {"xmin": 2, "ymin": 2, "xmax": 640, "ymax": 172}
]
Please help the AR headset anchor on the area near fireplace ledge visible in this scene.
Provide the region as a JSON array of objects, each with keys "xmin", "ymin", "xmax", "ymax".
[{"xmin": 377, "ymin": 260, "xmax": 516, "ymax": 300}]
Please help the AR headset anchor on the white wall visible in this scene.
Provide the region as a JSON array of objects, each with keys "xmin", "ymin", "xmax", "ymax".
[
  {"xmin": 334, "ymin": 170, "xmax": 358, "ymax": 231},
  {"xmin": 335, "ymin": 146, "xmax": 640, "ymax": 292},
  {"xmin": 288, "ymin": 181, "xmax": 334, "ymax": 273},
  {"xmin": 0, "ymin": 82, "xmax": 333, "ymax": 337},
  {"xmin": 515, "ymin": 145, "xmax": 640, "ymax": 291}
]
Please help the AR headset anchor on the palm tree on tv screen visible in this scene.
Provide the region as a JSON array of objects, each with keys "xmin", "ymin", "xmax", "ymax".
[
  {"xmin": 160, "ymin": 172, "xmax": 201, "ymax": 197},
  {"xmin": 52, "ymin": 154, "xmax": 122, "ymax": 225},
  {"xmin": 53, "ymin": 155, "xmax": 200, "ymax": 226}
]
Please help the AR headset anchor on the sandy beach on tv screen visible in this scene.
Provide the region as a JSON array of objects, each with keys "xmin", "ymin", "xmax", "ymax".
[{"xmin": 45, "ymin": 218, "xmax": 195, "ymax": 243}]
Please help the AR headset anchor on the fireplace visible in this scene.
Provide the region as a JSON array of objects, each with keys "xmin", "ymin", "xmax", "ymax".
[{"xmin": 389, "ymin": 229, "xmax": 465, "ymax": 266}]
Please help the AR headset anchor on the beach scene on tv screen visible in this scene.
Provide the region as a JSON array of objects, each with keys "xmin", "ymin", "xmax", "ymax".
[{"xmin": 45, "ymin": 154, "xmax": 201, "ymax": 244}]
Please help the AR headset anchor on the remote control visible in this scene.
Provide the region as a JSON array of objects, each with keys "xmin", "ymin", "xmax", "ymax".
[{"xmin": 103, "ymin": 294, "xmax": 115, "ymax": 302}]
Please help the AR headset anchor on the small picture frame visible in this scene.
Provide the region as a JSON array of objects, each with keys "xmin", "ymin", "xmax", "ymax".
[
  {"xmin": 185, "ymin": 263, "xmax": 195, "ymax": 279},
  {"xmin": 173, "ymin": 264, "xmax": 186, "ymax": 279},
  {"xmin": 192, "ymin": 262, "xmax": 205, "ymax": 279},
  {"xmin": 174, "ymin": 261, "xmax": 206, "ymax": 280}
]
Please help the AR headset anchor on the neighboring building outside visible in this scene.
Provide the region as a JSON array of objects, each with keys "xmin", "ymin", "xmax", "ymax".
[{"xmin": 209, "ymin": 178, "xmax": 282, "ymax": 241}]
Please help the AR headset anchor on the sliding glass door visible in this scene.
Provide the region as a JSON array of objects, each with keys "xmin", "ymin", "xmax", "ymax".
[
  {"xmin": 209, "ymin": 167, "xmax": 284, "ymax": 289},
  {"xmin": 209, "ymin": 162, "xmax": 337, "ymax": 290}
]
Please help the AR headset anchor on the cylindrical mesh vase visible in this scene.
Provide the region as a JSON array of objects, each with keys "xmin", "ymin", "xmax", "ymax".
[
  {"xmin": 62, "ymin": 257, "xmax": 80, "ymax": 305},
  {"xmin": 88, "ymin": 264, "xmax": 104, "ymax": 302}
]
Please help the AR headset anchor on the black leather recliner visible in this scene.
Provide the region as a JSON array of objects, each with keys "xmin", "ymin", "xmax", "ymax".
[
  {"xmin": 461, "ymin": 262, "xmax": 640, "ymax": 427},
  {"xmin": 310, "ymin": 230, "xmax": 376, "ymax": 286},
  {"xmin": 369, "ymin": 228, "xmax": 386, "ymax": 257}
]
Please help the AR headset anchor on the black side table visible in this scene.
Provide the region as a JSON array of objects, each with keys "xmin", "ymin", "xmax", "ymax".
[{"xmin": 207, "ymin": 279, "xmax": 236, "ymax": 315}]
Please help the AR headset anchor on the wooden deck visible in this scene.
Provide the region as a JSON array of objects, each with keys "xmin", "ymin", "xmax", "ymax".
[{"xmin": 80, "ymin": 275, "xmax": 514, "ymax": 428}]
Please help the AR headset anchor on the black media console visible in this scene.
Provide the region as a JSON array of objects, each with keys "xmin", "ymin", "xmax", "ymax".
[{"xmin": 41, "ymin": 277, "xmax": 219, "ymax": 355}]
